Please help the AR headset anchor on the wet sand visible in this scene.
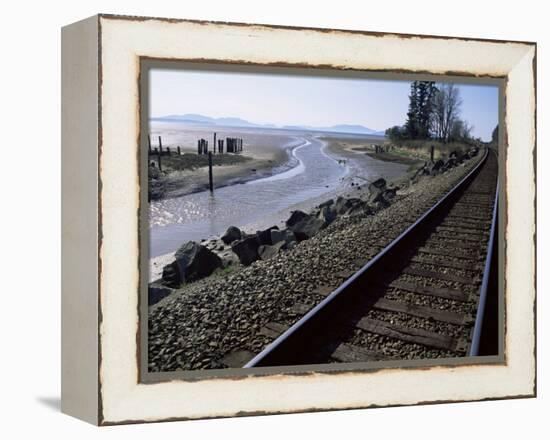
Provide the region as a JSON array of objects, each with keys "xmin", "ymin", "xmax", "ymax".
[
  {"xmin": 149, "ymin": 135, "xmax": 410, "ymax": 281},
  {"xmin": 160, "ymin": 145, "xmax": 294, "ymax": 198},
  {"xmin": 150, "ymin": 122, "xmax": 302, "ymax": 198},
  {"xmin": 324, "ymin": 136, "xmax": 425, "ymax": 169}
]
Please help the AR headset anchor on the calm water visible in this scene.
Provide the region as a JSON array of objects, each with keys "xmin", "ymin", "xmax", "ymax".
[
  {"xmin": 149, "ymin": 125, "xmax": 407, "ymax": 258},
  {"xmin": 149, "ymin": 136, "xmax": 348, "ymax": 257}
]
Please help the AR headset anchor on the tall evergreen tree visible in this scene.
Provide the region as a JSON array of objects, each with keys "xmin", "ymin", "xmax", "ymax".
[
  {"xmin": 416, "ymin": 81, "xmax": 437, "ymax": 138},
  {"xmin": 404, "ymin": 82, "xmax": 419, "ymax": 139},
  {"xmin": 404, "ymin": 80, "xmax": 436, "ymax": 139}
]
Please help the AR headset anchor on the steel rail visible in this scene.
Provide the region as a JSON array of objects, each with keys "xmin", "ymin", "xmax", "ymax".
[
  {"xmin": 245, "ymin": 148, "xmax": 491, "ymax": 368},
  {"xmin": 469, "ymin": 178, "xmax": 499, "ymax": 356}
]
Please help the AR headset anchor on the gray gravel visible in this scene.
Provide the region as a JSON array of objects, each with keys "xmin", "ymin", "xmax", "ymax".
[{"xmin": 148, "ymin": 155, "xmax": 482, "ymax": 371}]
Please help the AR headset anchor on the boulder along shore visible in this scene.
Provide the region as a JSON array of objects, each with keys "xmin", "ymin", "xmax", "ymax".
[{"xmin": 148, "ymin": 147, "xmax": 481, "ymax": 372}]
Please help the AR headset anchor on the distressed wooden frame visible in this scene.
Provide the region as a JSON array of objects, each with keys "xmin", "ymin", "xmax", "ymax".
[{"xmin": 61, "ymin": 14, "xmax": 536, "ymax": 425}]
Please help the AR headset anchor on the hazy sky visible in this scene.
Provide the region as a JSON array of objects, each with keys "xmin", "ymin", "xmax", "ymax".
[{"xmin": 149, "ymin": 69, "xmax": 499, "ymax": 141}]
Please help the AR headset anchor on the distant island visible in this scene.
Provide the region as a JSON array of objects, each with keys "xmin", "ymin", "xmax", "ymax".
[{"xmin": 150, "ymin": 113, "xmax": 386, "ymax": 136}]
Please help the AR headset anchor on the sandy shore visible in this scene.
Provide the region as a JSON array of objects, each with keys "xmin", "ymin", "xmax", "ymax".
[
  {"xmin": 323, "ymin": 136, "xmax": 425, "ymax": 170},
  {"xmin": 152, "ymin": 132, "xmax": 301, "ymax": 199},
  {"xmin": 149, "ymin": 136, "xmax": 410, "ymax": 281}
]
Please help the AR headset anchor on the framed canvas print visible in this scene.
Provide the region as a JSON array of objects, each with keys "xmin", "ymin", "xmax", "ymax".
[{"xmin": 61, "ymin": 14, "xmax": 536, "ymax": 425}]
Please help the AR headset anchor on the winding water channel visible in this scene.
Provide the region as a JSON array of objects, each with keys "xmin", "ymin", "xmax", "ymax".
[{"xmin": 149, "ymin": 136, "xmax": 352, "ymax": 257}]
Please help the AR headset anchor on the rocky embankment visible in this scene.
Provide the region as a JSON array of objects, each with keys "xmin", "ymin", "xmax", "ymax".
[{"xmin": 148, "ymin": 147, "xmax": 480, "ymax": 372}]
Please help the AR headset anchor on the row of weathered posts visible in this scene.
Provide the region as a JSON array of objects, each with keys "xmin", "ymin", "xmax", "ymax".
[
  {"xmin": 149, "ymin": 133, "xmax": 245, "ymax": 193},
  {"xmin": 148, "ymin": 135, "xmax": 174, "ymax": 172},
  {"xmin": 197, "ymin": 134, "xmax": 244, "ymax": 155},
  {"xmin": 373, "ymin": 144, "xmax": 390, "ymax": 154}
]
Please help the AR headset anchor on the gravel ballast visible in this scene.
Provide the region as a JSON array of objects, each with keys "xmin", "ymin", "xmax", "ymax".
[{"xmin": 148, "ymin": 155, "xmax": 483, "ymax": 372}]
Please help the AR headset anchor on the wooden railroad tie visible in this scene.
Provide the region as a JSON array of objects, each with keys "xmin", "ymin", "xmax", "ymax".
[
  {"xmin": 425, "ymin": 238, "xmax": 483, "ymax": 251},
  {"xmin": 355, "ymin": 317, "xmax": 465, "ymax": 352},
  {"xmin": 410, "ymin": 256, "xmax": 476, "ymax": 271},
  {"xmin": 436, "ymin": 225, "xmax": 488, "ymax": 236},
  {"xmin": 373, "ymin": 298, "xmax": 475, "ymax": 326},
  {"xmin": 331, "ymin": 343, "xmax": 390, "ymax": 363},
  {"xmin": 385, "ymin": 280, "xmax": 471, "ymax": 302},
  {"xmin": 290, "ymin": 302, "xmax": 311, "ymax": 315},
  {"xmin": 417, "ymin": 246, "xmax": 479, "ymax": 261},
  {"xmin": 433, "ymin": 232, "xmax": 486, "ymax": 243},
  {"xmin": 220, "ymin": 350, "xmax": 257, "ymax": 368},
  {"xmin": 258, "ymin": 322, "xmax": 289, "ymax": 339},
  {"xmin": 440, "ymin": 224, "xmax": 490, "ymax": 234},
  {"xmin": 447, "ymin": 214, "xmax": 491, "ymax": 222},
  {"xmin": 402, "ymin": 266, "xmax": 475, "ymax": 285}
]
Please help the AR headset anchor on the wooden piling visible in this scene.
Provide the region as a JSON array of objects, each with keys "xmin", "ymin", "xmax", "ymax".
[
  {"xmin": 213, "ymin": 132, "xmax": 217, "ymax": 154},
  {"xmin": 208, "ymin": 151, "xmax": 213, "ymax": 192},
  {"xmin": 157, "ymin": 147, "xmax": 162, "ymax": 171},
  {"xmin": 177, "ymin": 146, "xmax": 181, "ymax": 155},
  {"xmin": 148, "ymin": 134, "xmax": 152, "ymax": 154},
  {"xmin": 430, "ymin": 145, "xmax": 435, "ymax": 163}
]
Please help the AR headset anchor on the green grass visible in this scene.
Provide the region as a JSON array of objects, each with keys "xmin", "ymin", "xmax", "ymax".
[
  {"xmin": 150, "ymin": 152, "xmax": 252, "ymax": 172},
  {"xmin": 389, "ymin": 140, "xmax": 473, "ymax": 161}
]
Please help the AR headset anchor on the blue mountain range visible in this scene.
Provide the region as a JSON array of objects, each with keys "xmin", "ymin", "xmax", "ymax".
[{"xmin": 151, "ymin": 114, "xmax": 385, "ymax": 136}]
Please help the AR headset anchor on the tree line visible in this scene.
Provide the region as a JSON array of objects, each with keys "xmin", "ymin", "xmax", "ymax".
[{"xmin": 386, "ymin": 81, "xmax": 478, "ymax": 144}]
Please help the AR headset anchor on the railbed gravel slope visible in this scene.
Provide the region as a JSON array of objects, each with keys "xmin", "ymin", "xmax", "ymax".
[{"xmin": 148, "ymin": 155, "xmax": 482, "ymax": 372}]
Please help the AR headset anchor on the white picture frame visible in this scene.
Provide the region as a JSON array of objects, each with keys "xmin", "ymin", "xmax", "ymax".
[{"xmin": 61, "ymin": 14, "xmax": 536, "ymax": 425}]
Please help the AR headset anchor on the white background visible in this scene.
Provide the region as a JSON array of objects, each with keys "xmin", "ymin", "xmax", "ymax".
[{"xmin": 0, "ymin": 0, "xmax": 546, "ymax": 437}]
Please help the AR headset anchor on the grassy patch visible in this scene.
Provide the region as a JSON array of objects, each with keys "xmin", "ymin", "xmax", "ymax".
[
  {"xmin": 150, "ymin": 152, "xmax": 252, "ymax": 172},
  {"xmin": 390, "ymin": 140, "xmax": 472, "ymax": 160}
]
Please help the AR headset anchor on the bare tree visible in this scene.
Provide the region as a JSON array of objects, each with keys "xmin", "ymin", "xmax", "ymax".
[{"xmin": 431, "ymin": 83, "xmax": 463, "ymax": 142}]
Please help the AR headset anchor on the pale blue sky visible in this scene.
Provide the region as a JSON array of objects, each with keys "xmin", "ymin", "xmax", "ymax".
[{"xmin": 149, "ymin": 69, "xmax": 499, "ymax": 141}]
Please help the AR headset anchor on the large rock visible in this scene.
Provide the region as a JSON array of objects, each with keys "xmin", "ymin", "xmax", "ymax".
[
  {"xmin": 365, "ymin": 177, "xmax": 387, "ymax": 204},
  {"xmin": 285, "ymin": 210, "xmax": 309, "ymax": 228},
  {"xmin": 218, "ymin": 249, "xmax": 240, "ymax": 268},
  {"xmin": 161, "ymin": 264, "xmax": 180, "ymax": 287},
  {"xmin": 346, "ymin": 200, "xmax": 373, "ymax": 217},
  {"xmin": 271, "ymin": 229, "xmax": 297, "ymax": 248},
  {"xmin": 367, "ymin": 188, "xmax": 385, "ymax": 205},
  {"xmin": 288, "ymin": 214, "xmax": 325, "ymax": 241},
  {"xmin": 162, "ymin": 241, "xmax": 222, "ymax": 286},
  {"xmin": 231, "ymin": 236, "xmax": 261, "ymax": 265},
  {"xmin": 258, "ymin": 241, "xmax": 285, "ymax": 260},
  {"xmin": 148, "ymin": 284, "xmax": 174, "ymax": 305},
  {"xmin": 370, "ymin": 178, "xmax": 387, "ymax": 189},
  {"xmin": 221, "ymin": 226, "xmax": 242, "ymax": 244},
  {"xmin": 318, "ymin": 199, "xmax": 334, "ymax": 209},
  {"xmin": 430, "ymin": 159, "xmax": 445, "ymax": 174},
  {"xmin": 256, "ymin": 225, "xmax": 279, "ymax": 245},
  {"xmin": 334, "ymin": 197, "xmax": 351, "ymax": 215},
  {"xmin": 318, "ymin": 205, "xmax": 337, "ymax": 224},
  {"xmin": 443, "ymin": 157, "xmax": 457, "ymax": 170},
  {"xmin": 383, "ymin": 187, "xmax": 397, "ymax": 200}
]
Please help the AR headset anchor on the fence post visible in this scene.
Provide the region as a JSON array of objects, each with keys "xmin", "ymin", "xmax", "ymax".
[
  {"xmin": 156, "ymin": 146, "xmax": 162, "ymax": 171},
  {"xmin": 213, "ymin": 132, "xmax": 217, "ymax": 154},
  {"xmin": 208, "ymin": 151, "xmax": 213, "ymax": 193},
  {"xmin": 148, "ymin": 134, "xmax": 152, "ymax": 154}
]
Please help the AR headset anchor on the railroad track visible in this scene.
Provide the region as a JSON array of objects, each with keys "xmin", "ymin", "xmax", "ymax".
[{"xmin": 245, "ymin": 148, "xmax": 499, "ymax": 368}]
